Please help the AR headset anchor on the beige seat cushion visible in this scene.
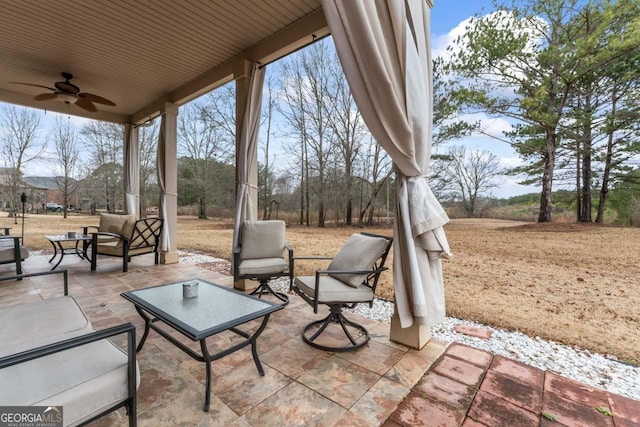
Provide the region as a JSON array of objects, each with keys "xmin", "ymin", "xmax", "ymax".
[
  {"xmin": 328, "ymin": 234, "xmax": 389, "ymax": 288},
  {"xmin": 0, "ymin": 339, "xmax": 138, "ymax": 427},
  {"xmin": 239, "ymin": 258, "xmax": 287, "ymax": 276},
  {"xmin": 96, "ymin": 241, "xmax": 153, "ymax": 257},
  {"xmin": 94, "ymin": 234, "xmax": 119, "ymax": 244},
  {"xmin": 295, "ymin": 275, "xmax": 374, "ymax": 304},
  {"xmin": 98, "ymin": 213, "xmax": 135, "ymax": 236},
  {"xmin": 0, "ymin": 296, "xmax": 93, "ymax": 358},
  {"xmin": 241, "ymin": 221, "xmax": 285, "ymax": 260}
]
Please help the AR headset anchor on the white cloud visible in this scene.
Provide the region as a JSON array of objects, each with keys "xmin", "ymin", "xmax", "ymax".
[{"xmin": 432, "ymin": 16, "xmax": 474, "ymax": 59}]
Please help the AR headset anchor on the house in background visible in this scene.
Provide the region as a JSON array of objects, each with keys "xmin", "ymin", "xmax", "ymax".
[{"xmin": 22, "ymin": 176, "xmax": 80, "ymax": 212}]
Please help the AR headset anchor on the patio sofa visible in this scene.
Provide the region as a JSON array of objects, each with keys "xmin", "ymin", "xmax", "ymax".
[
  {"xmin": 84, "ymin": 213, "xmax": 163, "ymax": 272},
  {"xmin": 0, "ymin": 270, "xmax": 138, "ymax": 426}
]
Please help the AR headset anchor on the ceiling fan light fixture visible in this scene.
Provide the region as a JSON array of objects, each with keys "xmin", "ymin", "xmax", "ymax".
[{"xmin": 56, "ymin": 92, "xmax": 78, "ymax": 104}]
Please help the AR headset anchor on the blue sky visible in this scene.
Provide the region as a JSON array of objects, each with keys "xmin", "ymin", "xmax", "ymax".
[{"xmin": 431, "ymin": 0, "xmax": 495, "ymax": 34}]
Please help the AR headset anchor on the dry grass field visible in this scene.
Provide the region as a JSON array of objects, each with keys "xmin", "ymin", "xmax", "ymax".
[{"xmin": 3, "ymin": 213, "xmax": 638, "ymax": 363}]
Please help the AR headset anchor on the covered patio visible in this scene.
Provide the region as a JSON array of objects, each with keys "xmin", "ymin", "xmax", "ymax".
[
  {"xmin": 0, "ymin": 0, "xmax": 448, "ymax": 348},
  {"xmin": 0, "ymin": 254, "xmax": 447, "ymax": 425}
]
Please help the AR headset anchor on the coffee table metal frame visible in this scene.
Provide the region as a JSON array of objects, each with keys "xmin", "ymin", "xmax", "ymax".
[
  {"xmin": 44, "ymin": 234, "xmax": 92, "ymax": 270},
  {"xmin": 121, "ymin": 279, "xmax": 283, "ymax": 412}
]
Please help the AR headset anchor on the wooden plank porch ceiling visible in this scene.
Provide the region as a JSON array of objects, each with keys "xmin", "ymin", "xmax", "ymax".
[{"xmin": 0, "ymin": 0, "xmax": 328, "ymax": 124}]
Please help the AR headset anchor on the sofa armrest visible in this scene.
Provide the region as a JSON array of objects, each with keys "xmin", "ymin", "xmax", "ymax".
[
  {"xmin": 82, "ymin": 225, "xmax": 99, "ymax": 235},
  {"xmin": 0, "ymin": 323, "xmax": 135, "ymax": 370},
  {"xmin": 0, "ymin": 270, "xmax": 68, "ymax": 295}
]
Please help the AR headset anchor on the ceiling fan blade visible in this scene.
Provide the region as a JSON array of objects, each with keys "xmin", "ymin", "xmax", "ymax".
[
  {"xmin": 75, "ymin": 96, "xmax": 97, "ymax": 112},
  {"xmin": 10, "ymin": 82, "xmax": 56, "ymax": 91},
  {"xmin": 79, "ymin": 92, "xmax": 116, "ymax": 106},
  {"xmin": 34, "ymin": 93, "xmax": 58, "ymax": 101}
]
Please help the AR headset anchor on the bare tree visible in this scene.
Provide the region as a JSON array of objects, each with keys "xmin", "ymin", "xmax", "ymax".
[
  {"xmin": 80, "ymin": 121, "xmax": 123, "ymax": 212},
  {"xmin": 261, "ymin": 75, "xmax": 277, "ymax": 219},
  {"xmin": 358, "ymin": 137, "xmax": 392, "ymax": 225},
  {"xmin": 139, "ymin": 122, "xmax": 159, "ymax": 215},
  {"xmin": 279, "ymin": 56, "xmax": 311, "ymax": 225},
  {"xmin": 52, "ymin": 117, "xmax": 79, "ymax": 218},
  {"xmin": 280, "ymin": 41, "xmax": 334, "ymax": 227},
  {"xmin": 178, "ymin": 99, "xmax": 233, "ymax": 218},
  {"xmin": 323, "ymin": 49, "xmax": 368, "ymax": 225},
  {"xmin": 0, "ymin": 105, "xmax": 44, "ymax": 222},
  {"xmin": 443, "ymin": 146, "xmax": 503, "ymax": 216}
]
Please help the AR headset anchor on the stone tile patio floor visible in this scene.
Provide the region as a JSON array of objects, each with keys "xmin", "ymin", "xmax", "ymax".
[{"xmin": 1, "ymin": 254, "xmax": 638, "ymax": 426}]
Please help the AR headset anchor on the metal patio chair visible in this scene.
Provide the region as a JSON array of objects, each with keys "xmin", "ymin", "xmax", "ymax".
[
  {"xmin": 291, "ymin": 232, "xmax": 393, "ymax": 352},
  {"xmin": 233, "ymin": 220, "xmax": 293, "ymax": 305}
]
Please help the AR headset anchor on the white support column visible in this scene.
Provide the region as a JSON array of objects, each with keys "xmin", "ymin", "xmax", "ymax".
[
  {"xmin": 159, "ymin": 102, "xmax": 179, "ymax": 264},
  {"xmin": 235, "ymin": 59, "xmax": 258, "ymax": 220},
  {"xmin": 390, "ymin": 303, "xmax": 432, "ymax": 349},
  {"xmin": 123, "ymin": 124, "xmax": 140, "ymax": 218}
]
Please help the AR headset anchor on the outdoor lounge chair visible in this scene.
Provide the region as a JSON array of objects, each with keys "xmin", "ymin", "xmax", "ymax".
[
  {"xmin": 233, "ymin": 220, "xmax": 293, "ymax": 305},
  {"xmin": 87, "ymin": 215, "xmax": 163, "ymax": 272},
  {"xmin": 0, "ymin": 234, "xmax": 29, "ymax": 276},
  {"xmin": 291, "ymin": 232, "xmax": 393, "ymax": 352},
  {"xmin": 0, "ymin": 269, "xmax": 138, "ymax": 426}
]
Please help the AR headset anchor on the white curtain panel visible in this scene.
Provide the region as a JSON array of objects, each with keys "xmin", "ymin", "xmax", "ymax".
[
  {"xmin": 323, "ymin": 0, "xmax": 451, "ymax": 327},
  {"xmin": 156, "ymin": 117, "xmax": 170, "ymax": 252},
  {"xmin": 124, "ymin": 124, "xmax": 139, "ymax": 218},
  {"xmin": 232, "ymin": 64, "xmax": 266, "ymax": 254}
]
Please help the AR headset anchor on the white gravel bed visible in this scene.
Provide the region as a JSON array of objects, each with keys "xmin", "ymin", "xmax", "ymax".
[{"xmin": 178, "ymin": 251, "xmax": 640, "ymax": 400}]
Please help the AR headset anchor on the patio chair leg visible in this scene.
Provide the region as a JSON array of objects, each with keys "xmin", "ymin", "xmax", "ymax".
[
  {"xmin": 91, "ymin": 236, "xmax": 97, "ymax": 271},
  {"xmin": 249, "ymin": 278, "xmax": 289, "ymax": 305},
  {"xmin": 302, "ymin": 305, "xmax": 370, "ymax": 352}
]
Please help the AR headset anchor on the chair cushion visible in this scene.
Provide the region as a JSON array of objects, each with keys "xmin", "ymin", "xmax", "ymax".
[
  {"xmin": 239, "ymin": 258, "xmax": 287, "ymax": 276},
  {"xmin": 96, "ymin": 241, "xmax": 153, "ymax": 257},
  {"xmin": 328, "ymin": 234, "xmax": 389, "ymax": 288},
  {"xmin": 0, "ymin": 296, "xmax": 93, "ymax": 358},
  {"xmin": 95, "ymin": 234, "xmax": 119, "ymax": 244},
  {"xmin": 0, "ymin": 339, "xmax": 138, "ymax": 427},
  {"xmin": 295, "ymin": 275, "xmax": 374, "ymax": 304},
  {"xmin": 98, "ymin": 213, "xmax": 135, "ymax": 235},
  {"xmin": 240, "ymin": 220, "xmax": 286, "ymax": 260}
]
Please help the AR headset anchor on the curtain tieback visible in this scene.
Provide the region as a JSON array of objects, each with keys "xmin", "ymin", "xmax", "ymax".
[
  {"xmin": 237, "ymin": 181, "xmax": 260, "ymax": 190},
  {"xmin": 395, "ymin": 173, "xmax": 428, "ymax": 182}
]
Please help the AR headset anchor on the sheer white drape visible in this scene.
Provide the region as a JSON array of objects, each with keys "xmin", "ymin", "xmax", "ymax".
[
  {"xmin": 157, "ymin": 118, "xmax": 170, "ymax": 252},
  {"xmin": 322, "ymin": 0, "xmax": 451, "ymax": 327},
  {"xmin": 124, "ymin": 124, "xmax": 139, "ymax": 218},
  {"xmin": 232, "ymin": 64, "xmax": 266, "ymax": 253}
]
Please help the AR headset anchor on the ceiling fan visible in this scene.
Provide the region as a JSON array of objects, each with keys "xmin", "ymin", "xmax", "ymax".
[{"xmin": 11, "ymin": 72, "xmax": 116, "ymax": 112}]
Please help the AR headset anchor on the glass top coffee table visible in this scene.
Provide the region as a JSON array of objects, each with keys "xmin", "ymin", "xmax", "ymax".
[
  {"xmin": 121, "ymin": 279, "xmax": 283, "ymax": 412},
  {"xmin": 44, "ymin": 234, "xmax": 92, "ymax": 270}
]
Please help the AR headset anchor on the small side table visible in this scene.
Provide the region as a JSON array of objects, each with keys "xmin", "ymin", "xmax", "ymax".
[{"xmin": 44, "ymin": 234, "xmax": 93, "ymax": 270}]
